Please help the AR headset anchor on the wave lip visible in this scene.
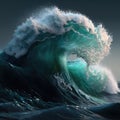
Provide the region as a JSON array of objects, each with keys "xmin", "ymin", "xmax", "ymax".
[
  {"xmin": 1, "ymin": 7, "xmax": 119, "ymax": 103},
  {"xmin": 103, "ymin": 68, "xmax": 120, "ymax": 94},
  {"xmin": 4, "ymin": 7, "xmax": 111, "ymax": 65}
]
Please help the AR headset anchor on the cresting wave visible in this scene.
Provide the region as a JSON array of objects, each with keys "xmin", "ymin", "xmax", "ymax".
[
  {"xmin": 5, "ymin": 7, "xmax": 111, "ymax": 64},
  {"xmin": 0, "ymin": 7, "xmax": 119, "ymax": 120},
  {"xmin": 4, "ymin": 7, "xmax": 119, "ymax": 95}
]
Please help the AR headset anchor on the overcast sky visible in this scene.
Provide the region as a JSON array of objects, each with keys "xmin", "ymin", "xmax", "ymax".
[{"xmin": 0, "ymin": 0, "xmax": 120, "ymax": 80}]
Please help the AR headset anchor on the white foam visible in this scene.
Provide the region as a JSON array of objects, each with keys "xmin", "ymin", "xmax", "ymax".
[
  {"xmin": 3, "ymin": 7, "xmax": 96, "ymax": 58},
  {"xmin": 103, "ymin": 68, "xmax": 120, "ymax": 94},
  {"xmin": 88, "ymin": 65, "xmax": 120, "ymax": 94},
  {"xmin": 4, "ymin": 7, "xmax": 111, "ymax": 60}
]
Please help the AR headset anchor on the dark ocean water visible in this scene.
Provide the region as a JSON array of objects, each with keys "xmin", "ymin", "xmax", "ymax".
[{"xmin": 0, "ymin": 77, "xmax": 119, "ymax": 120}]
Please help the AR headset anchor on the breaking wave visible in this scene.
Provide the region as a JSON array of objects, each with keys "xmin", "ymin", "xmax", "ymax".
[{"xmin": 0, "ymin": 7, "xmax": 119, "ymax": 120}]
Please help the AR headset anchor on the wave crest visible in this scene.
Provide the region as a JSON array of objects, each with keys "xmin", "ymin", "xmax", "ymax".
[{"xmin": 4, "ymin": 7, "xmax": 111, "ymax": 65}]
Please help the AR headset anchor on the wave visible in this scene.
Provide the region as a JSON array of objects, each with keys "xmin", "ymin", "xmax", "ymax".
[
  {"xmin": 68, "ymin": 58, "xmax": 120, "ymax": 95},
  {"xmin": 0, "ymin": 6, "xmax": 119, "ymax": 120},
  {"xmin": 4, "ymin": 7, "xmax": 111, "ymax": 65}
]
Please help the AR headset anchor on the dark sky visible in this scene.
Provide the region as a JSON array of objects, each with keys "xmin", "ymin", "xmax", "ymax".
[{"xmin": 0, "ymin": 0, "xmax": 120, "ymax": 80}]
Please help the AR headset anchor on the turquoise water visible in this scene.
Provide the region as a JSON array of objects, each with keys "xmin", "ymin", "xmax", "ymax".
[{"xmin": 0, "ymin": 7, "xmax": 119, "ymax": 120}]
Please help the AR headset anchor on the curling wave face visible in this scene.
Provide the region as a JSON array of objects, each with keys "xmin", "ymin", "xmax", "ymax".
[
  {"xmin": 5, "ymin": 7, "xmax": 111, "ymax": 65},
  {"xmin": 0, "ymin": 7, "xmax": 119, "ymax": 110}
]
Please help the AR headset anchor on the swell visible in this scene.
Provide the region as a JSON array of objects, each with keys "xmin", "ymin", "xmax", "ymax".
[
  {"xmin": 0, "ymin": 7, "xmax": 119, "ymax": 120},
  {"xmin": 1, "ymin": 7, "xmax": 118, "ymax": 101}
]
